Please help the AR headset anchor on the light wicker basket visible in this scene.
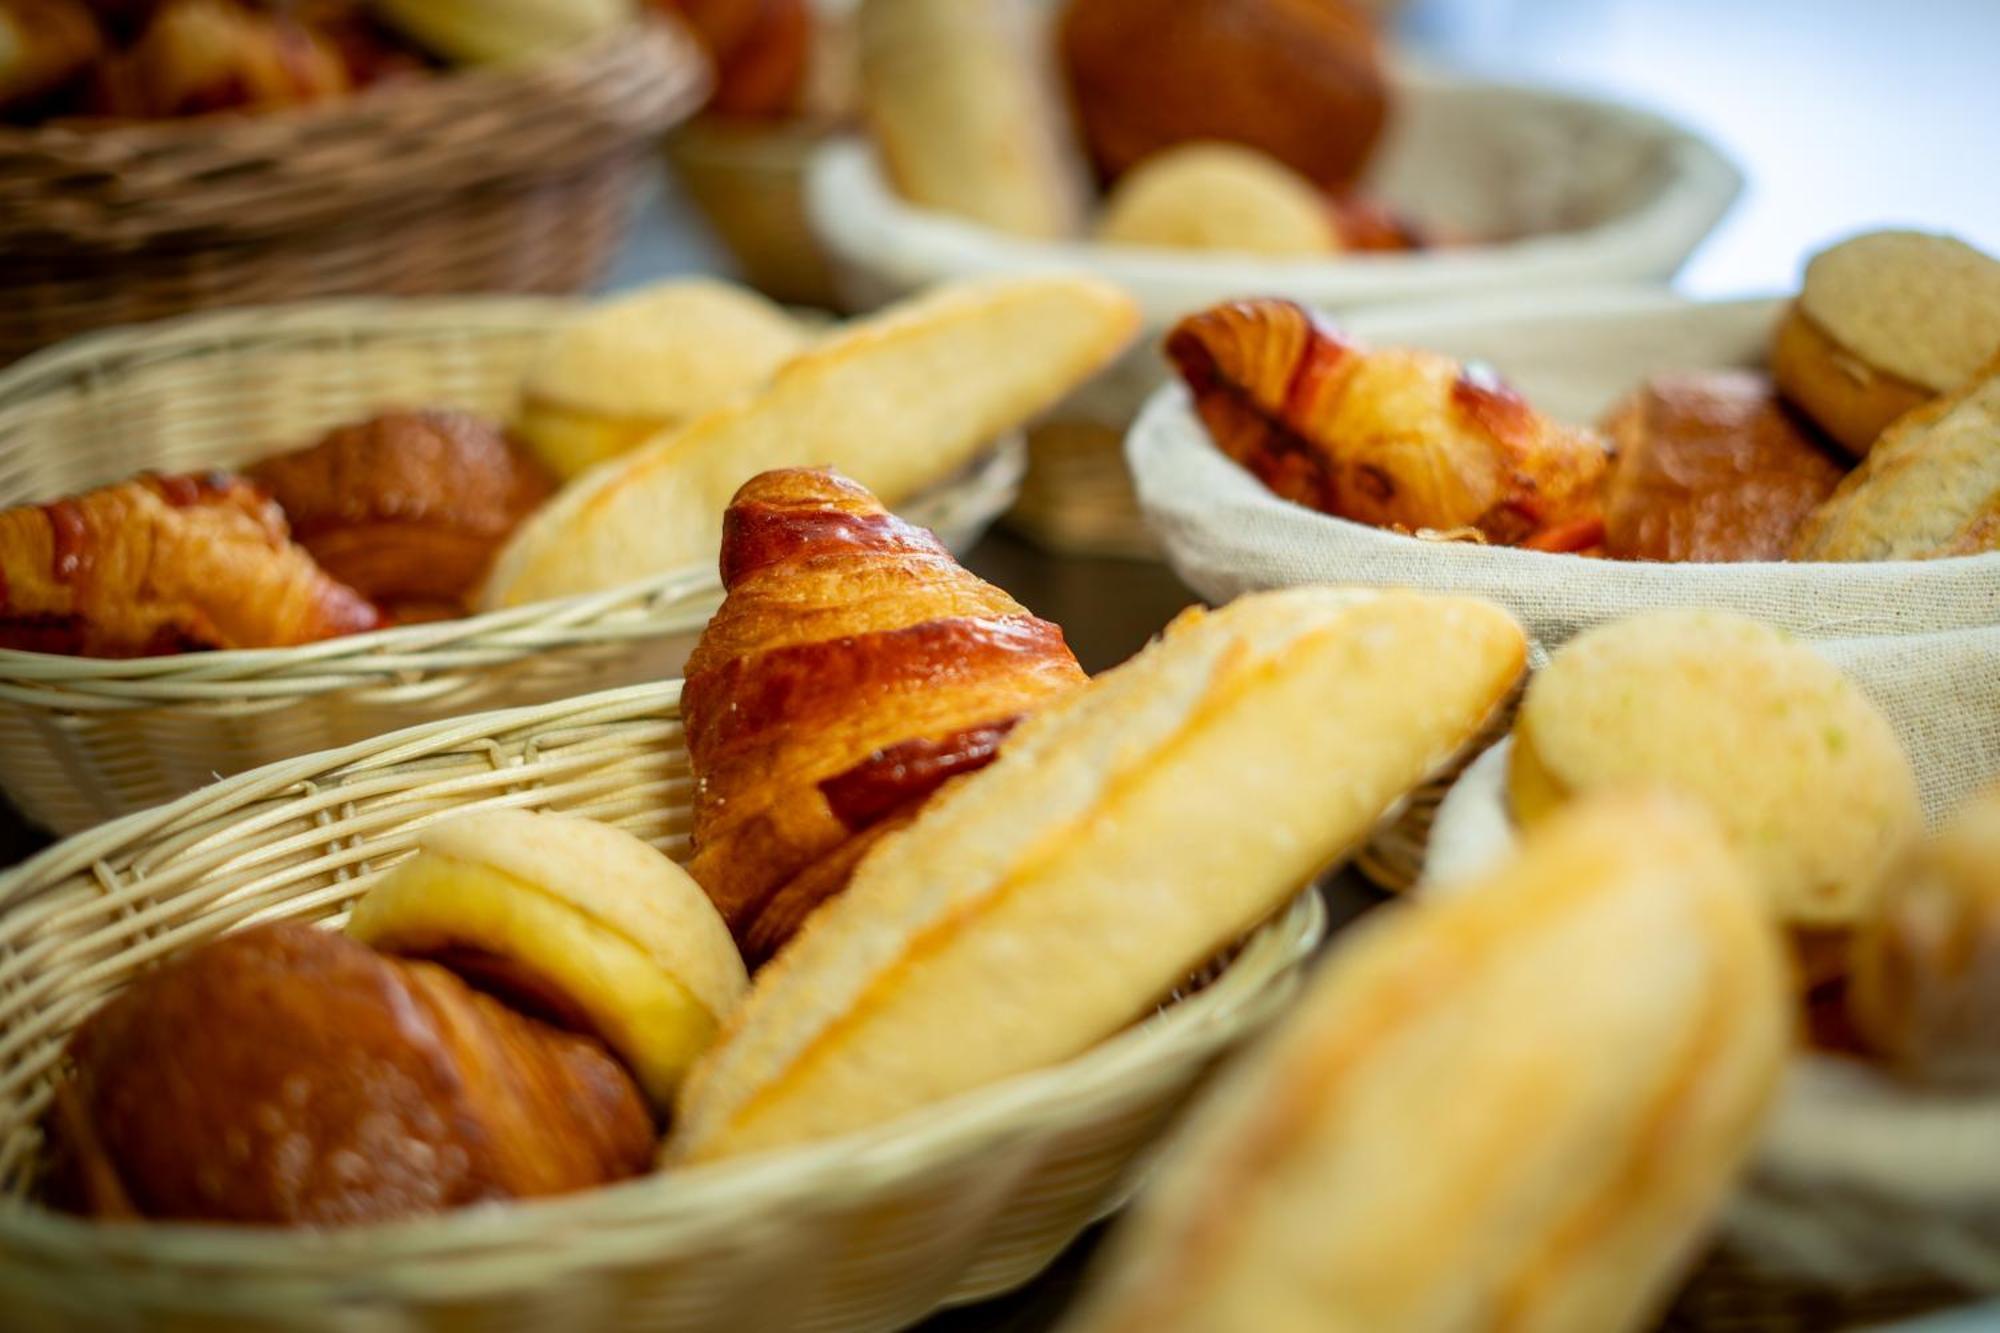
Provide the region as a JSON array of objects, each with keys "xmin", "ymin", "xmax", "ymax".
[
  {"xmin": 0, "ymin": 19, "xmax": 709, "ymax": 367},
  {"xmin": 0, "ymin": 680, "xmax": 1326, "ymax": 1332},
  {"xmin": 0, "ymin": 298, "xmax": 1026, "ymax": 835}
]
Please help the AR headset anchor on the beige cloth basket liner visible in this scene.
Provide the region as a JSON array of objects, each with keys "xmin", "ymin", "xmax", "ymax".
[
  {"xmin": 1428, "ymin": 735, "xmax": 2000, "ymax": 1293},
  {"xmin": 0, "ymin": 299, "xmax": 1024, "ymax": 833},
  {"xmin": 0, "ymin": 680, "xmax": 1324, "ymax": 1331}
]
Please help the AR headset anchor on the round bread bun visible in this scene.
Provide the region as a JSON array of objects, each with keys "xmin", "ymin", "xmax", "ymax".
[
  {"xmin": 1852, "ymin": 785, "xmax": 2000, "ymax": 1085},
  {"xmin": 1095, "ymin": 143, "xmax": 1340, "ymax": 257},
  {"xmin": 517, "ymin": 280, "xmax": 813, "ymax": 478},
  {"xmin": 1770, "ymin": 300, "xmax": 1934, "ymax": 457},
  {"xmin": 348, "ymin": 809, "xmax": 749, "ymax": 1110},
  {"xmin": 1511, "ymin": 610, "xmax": 1921, "ymax": 930}
]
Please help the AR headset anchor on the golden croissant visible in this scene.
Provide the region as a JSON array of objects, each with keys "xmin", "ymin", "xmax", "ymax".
[
  {"xmin": 680, "ymin": 468, "xmax": 1087, "ymax": 966},
  {"xmin": 1167, "ymin": 297, "xmax": 1610, "ymax": 549},
  {"xmin": 0, "ymin": 473, "xmax": 379, "ymax": 657}
]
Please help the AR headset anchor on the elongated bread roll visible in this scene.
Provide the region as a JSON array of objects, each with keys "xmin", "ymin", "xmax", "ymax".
[
  {"xmin": 1066, "ymin": 793, "xmax": 1790, "ymax": 1333},
  {"xmin": 667, "ymin": 586, "xmax": 1526, "ymax": 1162},
  {"xmin": 482, "ymin": 275, "xmax": 1139, "ymax": 607}
]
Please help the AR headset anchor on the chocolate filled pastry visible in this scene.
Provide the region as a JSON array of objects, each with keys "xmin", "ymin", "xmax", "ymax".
[
  {"xmin": 0, "ymin": 472, "xmax": 379, "ymax": 657},
  {"xmin": 1059, "ymin": 0, "xmax": 1388, "ymax": 191},
  {"xmin": 1167, "ymin": 298, "xmax": 1609, "ymax": 548},
  {"xmin": 680, "ymin": 468, "xmax": 1087, "ymax": 966},
  {"xmin": 1598, "ymin": 370, "xmax": 1847, "ymax": 562},
  {"xmin": 249, "ymin": 410, "xmax": 553, "ymax": 618},
  {"xmin": 43, "ymin": 922, "xmax": 654, "ymax": 1225}
]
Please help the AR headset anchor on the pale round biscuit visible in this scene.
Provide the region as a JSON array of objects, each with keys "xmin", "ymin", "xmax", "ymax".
[
  {"xmin": 1096, "ymin": 143, "xmax": 1339, "ymax": 257},
  {"xmin": 523, "ymin": 279, "xmax": 812, "ymax": 422},
  {"xmin": 1512, "ymin": 610, "xmax": 1921, "ymax": 928},
  {"xmin": 1799, "ymin": 230, "xmax": 2000, "ymax": 393}
]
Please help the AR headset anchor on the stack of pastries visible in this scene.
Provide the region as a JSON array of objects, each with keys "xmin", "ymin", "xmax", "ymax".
[
  {"xmin": 42, "ymin": 465, "xmax": 1532, "ymax": 1226},
  {"xmin": 0, "ymin": 273, "xmax": 1140, "ymax": 658},
  {"xmin": 1172, "ymin": 229, "xmax": 2000, "ymax": 561},
  {"xmin": 854, "ymin": 0, "xmax": 1429, "ymax": 258}
]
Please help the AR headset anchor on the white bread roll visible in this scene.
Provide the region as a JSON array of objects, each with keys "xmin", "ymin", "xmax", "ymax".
[
  {"xmin": 1066, "ymin": 793, "xmax": 1790, "ymax": 1333},
  {"xmin": 668, "ymin": 586, "xmax": 1526, "ymax": 1162}
]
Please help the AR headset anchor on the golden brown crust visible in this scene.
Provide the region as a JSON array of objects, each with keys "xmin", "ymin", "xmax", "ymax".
[
  {"xmin": 1599, "ymin": 369, "xmax": 1847, "ymax": 562},
  {"xmin": 1167, "ymin": 298, "xmax": 1609, "ymax": 546},
  {"xmin": 43, "ymin": 923, "xmax": 653, "ymax": 1225},
  {"xmin": 1059, "ymin": 0, "xmax": 1388, "ymax": 190},
  {"xmin": 682, "ymin": 469, "xmax": 1086, "ymax": 965},
  {"xmin": 249, "ymin": 410, "xmax": 553, "ymax": 617},
  {"xmin": 0, "ymin": 473, "xmax": 379, "ymax": 657},
  {"xmin": 1771, "ymin": 302, "xmax": 1934, "ymax": 457}
]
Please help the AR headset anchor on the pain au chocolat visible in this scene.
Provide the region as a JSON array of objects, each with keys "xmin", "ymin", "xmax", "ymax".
[{"xmin": 680, "ymin": 468, "xmax": 1088, "ymax": 967}]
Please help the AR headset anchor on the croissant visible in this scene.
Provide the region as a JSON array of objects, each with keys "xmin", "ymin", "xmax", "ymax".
[
  {"xmin": 1167, "ymin": 298, "xmax": 1610, "ymax": 548},
  {"xmin": 43, "ymin": 922, "xmax": 654, "ymax": 1225},
  {"xmin": 87, "ymin": 0, "xmax": 352, "ymax": 119},
  {"xmin": 249, "ymin": 410, "xmax": 554, "ymax": 620},
  {"xmin": 0, "ymin": 0, "xmax": 103, "ymax": 115},
  {"xmin": 0, "ymin": 473, "xmax": 379, "ymax": 657},
  {"xmin": 681, "ymin": 468, "xmax": 1087, "ymax": 966}
]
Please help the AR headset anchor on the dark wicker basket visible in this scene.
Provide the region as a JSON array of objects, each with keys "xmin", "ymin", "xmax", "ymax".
[{"xmin": 0, "ymin": 18, "xmax": 710, "ymax": 366}]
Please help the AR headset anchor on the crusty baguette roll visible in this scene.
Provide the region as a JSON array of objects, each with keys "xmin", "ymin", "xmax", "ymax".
[
  {"xmin": 683, "ymin": 468, "xmax": 1086, "ymax": 967},
  {"xmin": 348, "ymin": 810, "xmax": 748, "ymax": 1111},
  {"xmin": 515, "ymin": 280, "xmax": 813, "ymax": 480},
  {"xmin": 668, "ymin": 586, "xmax": 1526, "ymax": 1162},
  {"xmin": 1852, "ymin": 784, "xmax": 2000, "ymax": 1085},
  {"xmin": 1063, "ymin": 793, "xmax": 1790, "ymax": 1333},
  {"xmin": 482, "ymin": 274, "xmax": 1140, "ymax": 607},
  {"xmin": 858, "ymin": 0, "xmax": 1087, "ymax": 238},
  {"xmin": 1773, "ymin": 230, "xmax": 2000, "ymax": 456},
  {"xmin": 1096, "ymin": 142, "xmax": 1340, "ymax": 257},
  {"xmin": 1788, "ymin": 359, "xmax": 2000, "ymax": 561},
  {"xmin": 1512, "ymin": 610, "xmax": 1921, "ymax": 937}
]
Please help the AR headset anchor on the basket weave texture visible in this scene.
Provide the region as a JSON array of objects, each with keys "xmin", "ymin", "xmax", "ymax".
[
  {"xmin": 0, "ymin": 297, "xmax": 1024, "ymax": 834},
  {"xmin": 0, "ymin": 20, "xmax": 710, "ymax": 366},
  {"xmin": 0, "ymin": 681, "xmax": 1325, "ymax": 1332}
]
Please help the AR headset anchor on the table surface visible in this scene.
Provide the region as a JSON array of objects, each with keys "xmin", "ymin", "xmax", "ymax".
[{"xmin": 11, "ymin": 0, "xmax": 2000, "ymax": 1326}]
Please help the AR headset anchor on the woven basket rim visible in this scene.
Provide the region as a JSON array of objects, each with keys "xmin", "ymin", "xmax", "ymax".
[
  {"xmin": 0, "ymin": 294, "xmax": 1022, "ymax": 700},
  {"xmin": 0, "ymin": 676, "xmax": 1325, "ymax": 1282},
  {"xmin": 0, "ymin": 16, "xmax": 711, "ymax": 252}
]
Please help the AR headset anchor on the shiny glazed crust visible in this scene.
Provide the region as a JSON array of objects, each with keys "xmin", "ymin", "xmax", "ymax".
[
  {"xmin": 668, "ymin": 586, "xmax": 1526, "ymax": 1163},
  {"xmin": 1065, "ymin": 795, "xmax": 1789, "ymax": 1333}
]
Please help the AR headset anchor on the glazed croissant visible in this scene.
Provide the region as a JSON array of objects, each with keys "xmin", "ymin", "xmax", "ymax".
[
  {"xmin": 249, "ymin": 410, "xmax": 553, "ymax": 620},
  {"xmin": 0, "ymin": 473, "xmax": 379, "ymax": 657},
  {"xmin": 681, "ymin": 468, "xmax": 1088, "ymax": 966},
  {"xmin": 1167, "ymin": 298, "xmax": 1610, "ymax": 548},
  {"xmin": 44, "ymin": 922, "xmax": 654, "ymax": 1225}
]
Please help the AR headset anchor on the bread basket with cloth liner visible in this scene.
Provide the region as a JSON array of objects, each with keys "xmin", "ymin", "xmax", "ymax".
[
  {"xmin": 1427, "ymin": 680, "xmax": 2000, "ymax": 1333},
  {"xmin": 0, "ymin": 16, "xmax": 709, "ymax": 368},
  {"xmin": 0, "ymin": 298, "xmax": 1025, "ymax": 835},
  {"xmin": 0, "ymin": 679, "xmax": 1325, "ymax": 1332},
  {"xmin": 810, "ymin": 64, "xmax": 1741, "ymax": 556},
  {"xmin": 1128, "ymin": 286, "xmax": 2000, "ymax": 890}
]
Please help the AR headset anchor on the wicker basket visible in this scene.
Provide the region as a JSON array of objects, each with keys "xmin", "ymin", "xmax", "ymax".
[
  {"xmin": 0, "ymin": 19, "xmax": 709, "ymax": 367},
  {"xmin": 0, "ymin": 680, "xmax": 1326, "ymax": 1332},
  {"xmin": 0, "ymin": 298, "xmax": 1025, "ymax": 835}
]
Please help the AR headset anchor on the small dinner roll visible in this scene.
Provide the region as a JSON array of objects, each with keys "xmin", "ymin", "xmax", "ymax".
[{"xmin": 1096, "ymin": 143, "xmax": 1339, "ymax": 257}]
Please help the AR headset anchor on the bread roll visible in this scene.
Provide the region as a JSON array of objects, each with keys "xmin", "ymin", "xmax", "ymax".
[
  {"xmin": 1512, "ymin": 610, "xmax": 1921, "ymax": 934},
  {"xmin": 348, "ymin": 810, "xmax": 748, "ymax": 1110},
  {"xmin": 44, "ymin": 923, "xmax": 653, "ymax": 1224},
  {"xmin": 1096, "ymin": 142, "xmax": 1339, "ymax": 256},
  {"xmin": 1598, "ymin": 369, "xmax": 1845, "ymax": 563},
  {"xmin": 859, "ymin": 0, "xmax": 1087, "ymax": 238},
  {"xmin": 515, "ymin": 280, "xmax": 813, "ymax": 480},
  {"xmin": 1774, "ymin": 230, "xmax": 2000, "ymax": 456},
  {"xmin": 1852, "ymin": 785, "xmax": 2000, "ymax": 1085},
  {"xmin": 1789, "ymin": 359, "xmax": 2000, "ymax": 561},
  {"xmin": 1063, "ymin": 794, "xmax": 1789, "ymax": 1333},
  {"xmin": 668, "ymin": 586, "xmax": 1526, "ymax": 1161},
  {"xmin": 481, "ymin": 274, "xmax": 1140, "ymax": 608}
]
